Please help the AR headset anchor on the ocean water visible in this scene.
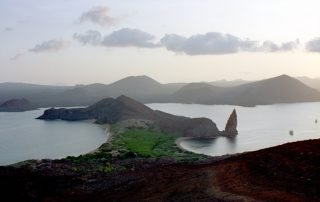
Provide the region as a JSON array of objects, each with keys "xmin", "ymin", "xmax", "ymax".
[
  {"xmin": 148, "ymin": 102, "xmax": 320, "ymax": 156},
  {"xmin": 0, "ymin": 109, "xmax": 107, "ymax": 165},
  {"xmin": 2, "ymin": 103, "xmax": 320, "ymax": 165}
]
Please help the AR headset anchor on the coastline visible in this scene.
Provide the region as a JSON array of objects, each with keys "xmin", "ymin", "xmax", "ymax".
[
  {"xmin": 9, "ymin": 121, "xmax": 112, "ymax": 166},
  {"xmin": 175, "ymin": 136, "xmax": 219, "ymax": 155},
  {"xmin": 88, "ymin": 123, "xmax": 112, "ymax": 154},
  {"xmin": 175, "ymin": 137, "xmax": 194, "ymax": 152}
]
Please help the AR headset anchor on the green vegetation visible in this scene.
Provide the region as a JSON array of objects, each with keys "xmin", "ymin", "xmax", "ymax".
[
  {"xmin": 67, "ymin": 124, "xmax": 207, "ymax": 166},
  {"xmin": 116, "ymin": 129, "xmax": 178, "ymax": 157},
  {"xmin": 66, "ymin": 152, "xmax": 111, "ymax": 163},
  {"xmin": 108, "ymin": 127, "xmax": 207, "ymax": 161}
]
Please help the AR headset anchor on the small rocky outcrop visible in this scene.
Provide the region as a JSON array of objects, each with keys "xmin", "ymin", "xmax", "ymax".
[
  {"xmin": 222, "ymin": 109, "xmax": 238, "ymax": 136},
  {"xmin": 0, "ymin": 98, "xmax": 37, "ymax": 112}
]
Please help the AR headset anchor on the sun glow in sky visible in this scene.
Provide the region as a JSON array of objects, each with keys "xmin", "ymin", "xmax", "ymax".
[{"xmin": 1, "ymin": 0, "xmax": 320, "ymax": 85}]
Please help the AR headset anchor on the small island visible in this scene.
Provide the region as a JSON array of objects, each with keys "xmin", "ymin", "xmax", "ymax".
[
  {"xmin": 37, "ymin": 95, "xmax": 230, "ymax": 138},
  {"xmin": 0, "ymin": 98, "xmax": 37, "ymax": 112}
]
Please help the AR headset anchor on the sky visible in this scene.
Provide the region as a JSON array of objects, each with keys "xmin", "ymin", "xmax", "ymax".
[{"xmin": 1, "ymin": 0, "xmax": 320, "ymax": 85}]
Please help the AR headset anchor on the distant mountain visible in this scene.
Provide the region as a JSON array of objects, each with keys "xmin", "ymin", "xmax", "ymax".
[
  {"xmin": 172, "ymin": 75, "xmax": 320, "ymax": 106},
  {"xmin": 296, "ymin": 76, "xmax": 320, "ymax": 91},
  {"xmin": 1, "ymin": 75, "xmax": 320, "ymax": 108},
  {"xmin": 105, "ymin": 75, "xmax": 175, "ymax": 101},
  {"xmin": 38, "ymin": 95, "xmax": 220, "ymax": 138},
  {"xmin": 54, "ymin": 76, "xmax": 184, "ymax": 106},
  {"xmin": 209, "ymin": 79, "xmax": 250, "ymax": 87},
  {"xmin": 172, "ymin": 83, "xmax": 225, "ymax": 104},
  {"xmin": 50, "ymin": 85, "xmax": 104, "ymax": 107},
  {"xmin": 0, "ymin": 77, "xmax": 186, "ymax": 107},
  {"xmin": 0, "ymin": 98, "xmax": 37, "ymax": 112},
  {"xmin": 233, "ymin": 75, "xmax": 320, "ymax": 105},
  {"xmin": 0, "ymin": 82, "xmax": 71, "ymax": 106},
  {"xmin": 163, "ymin": 82, "xmax": 187, "ymax": 89},
  {"xmin": 108, "ymin": 75, "xmax": 163, "ymax": 95}
]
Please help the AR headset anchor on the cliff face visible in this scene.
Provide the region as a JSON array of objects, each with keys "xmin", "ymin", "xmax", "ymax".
[
  {"xmin": 222, "ymin": 109, "xmax": 238, "ymax": 136},
  {"xmin": 38, "ymin": 108, "xmax": 90, "ymax": 121},
  {"xmin": 38, "ymin": 95, "xmax": 220, "ymax": 138}
]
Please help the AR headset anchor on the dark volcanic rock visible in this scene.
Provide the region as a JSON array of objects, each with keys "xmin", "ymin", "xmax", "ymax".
[
  {"xmin": 37, "ymin": 95, "xmax": 220, "ymax": 138},
  {"xmin": 37, "ymin": 96, "xmax": 158, "ymax": 124},
  {"xmin": 38, "ymin": 108, "xmax": 90, "ymax": 121},
  {"xmin": 0, "ymin": 98, "xmax": 37, "ymax": 112},
  {"xmin": 222, "ymin": 109, "xmax": 238, "ymax": 136}
]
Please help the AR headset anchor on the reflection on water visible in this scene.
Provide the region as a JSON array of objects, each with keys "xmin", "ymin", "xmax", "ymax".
[{"xmin": 148, "ymin": 102, "xmax": 320, "ymax": 156}]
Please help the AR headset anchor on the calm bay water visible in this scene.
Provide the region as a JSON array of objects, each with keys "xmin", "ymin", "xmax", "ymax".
[
  {"xmin": 0, "ymin": 109, "xmax": 107, "ymax": 165},
  {"xmin": 2, "ymin": 103, "xmax": 320, "ymax": 165},
  {"xmin": 148, "ymin": 102, "xmax": 320, "ymax": 156}
]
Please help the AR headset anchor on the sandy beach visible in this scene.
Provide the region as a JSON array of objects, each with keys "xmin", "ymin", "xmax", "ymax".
[{"xmin": 87, "ymin": 123, "xmax": 111, "ymax": 154}]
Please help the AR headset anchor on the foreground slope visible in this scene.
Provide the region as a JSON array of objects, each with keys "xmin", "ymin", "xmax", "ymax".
[{"xmin": 0, "ymin": 139, "xmax": 319, "ymax": 201}]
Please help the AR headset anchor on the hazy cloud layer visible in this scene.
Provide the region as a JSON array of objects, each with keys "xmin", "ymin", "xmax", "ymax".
[
  {"xmin": 73, "ymin": 30, "xmax": 102, "ymax": 45},
  {"xmin": 102, "ymin": 28, "xmax": 159, "ymax": 48},
  {"xmin": 161, "ymin": 33, "xmax": 256, "ymax": 55},
  {"xmin": 73, "ymin": 29, "xmax": 300, "ymax": 55},
  {"xmin": 306, "ymin": 38, "xmax": 320, "ymax": 52},
  {"xmin": 10, "ymin": 53, "xmax": 24, "ymax": 60},
  {"xmin": 74, "ymin": 28, "xmax": 159, "ymax": 48},
  {"xmin": 79, "ymin": 6, "xmax": 117, "ymax": 27},
  {"xmin": 3, "ymin": 27, "xmax": 13, "ymax": 32},
  {"xmin": 29, "ymin": 40, "xmax": 69, "ymax": 53},
  {"xmin": 259, "ymin": 40, "xmax": 300, "ymax": 52},
  {"xmin": 160, "ymin": 32, "xmax": 299, "ymax": 55}
]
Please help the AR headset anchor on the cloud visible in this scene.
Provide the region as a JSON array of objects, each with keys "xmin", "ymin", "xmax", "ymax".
[
  {"xmin": 29, "ymin": 40, "xmax": 70, "ymax": 53},
  {"xmin": 79, "ymin": 6, "xmax": 118, "ymax": 27},
  {"xmin": 161, "ymin": 32, "xmax": 300, "ymax": 55},
  {"xmin": 3, "ymin": 27, "xmax": 13, "ymax": 32},
  {"xmin": 74, "ymin": 28, "xmax": 159, "ymax": 48},
  {"xmin": 73, "ymin": 29, "xmax": 300, "ymax": 55},
  {"xmin": 10, "ymin": 53, "xmax": 24, "ymax": 61},
  {"xmin": 73, "ymin": 30, "xmax": 102, "ymax": 45},
  {"xmin": 259, "ymin": 39, "xmax": 299, "ymax": 52},
  {"xmin": 159, "ymin": 34, "xmax": 188, "ymax": 53},
  {"xmin": 161, "ymin": 32, "xmax": 258, "ymax": 55},
  {"xmin": 102, "ymin": 28, "xmax": 159, "ymax": 48},
  {"xmin": 306, "ymin": 37, "xmax": 320, "ymax": 52}
]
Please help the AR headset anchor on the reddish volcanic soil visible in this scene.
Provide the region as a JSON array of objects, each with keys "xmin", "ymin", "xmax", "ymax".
[
  {"xmin": 1, "ymin": 139, "xmax": 320, "ymax": 201},
  {"xmin": 212, "ymin": 139, "xmax": 320, "ymax": 201}
]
